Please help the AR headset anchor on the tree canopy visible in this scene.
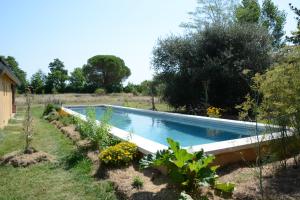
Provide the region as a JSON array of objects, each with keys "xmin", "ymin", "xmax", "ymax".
[
  {"xmin": 69, "ymin": 67, "xmax": 86, "ymax": 92},
  {"xmin": 0, "ymin": 56, "xmax": 27, "ymax": 93},
  {"xmin": 152, "ymin": 23, "xmax": 272, "ymax": 112},
  {"xmin": 45, "ymin": 59, "xmax": 68, "ymax": 93},
  {"xmin": 235, "ymin": 0, "xmax": 286, "ymax": 48},
  {"xmin": 235, "ymin": 0, "xmax": 261, "ymax": 24},
  {"xmin": 83, "ymin": 55, "xmax": 131, "ymax": 93},
  {"xmin": 181, "ymin": 0, "xmax": 237, "ymax": 30},
  {"xmin": 287, "ymin": 4, "xmax": 300, "ymax": 45},
  {"xmin": 30, "ymin": 70, "xmax": 46, "ymax": 94}
]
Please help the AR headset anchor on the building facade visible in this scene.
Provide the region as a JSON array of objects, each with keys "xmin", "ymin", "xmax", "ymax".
[{"xmin": 0, "ymin": 58, "xmax": 20, "ymax": 128}]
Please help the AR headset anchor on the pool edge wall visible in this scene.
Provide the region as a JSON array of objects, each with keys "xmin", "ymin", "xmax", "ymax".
[{"xmin": 213, "ymin": 147, "xmax": 257, "ymax": 166}]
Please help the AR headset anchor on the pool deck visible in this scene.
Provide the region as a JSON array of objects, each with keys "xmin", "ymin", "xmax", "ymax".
[{"xmin": 62, "ymin": 104, "xmax": 283, "ymax": 165}]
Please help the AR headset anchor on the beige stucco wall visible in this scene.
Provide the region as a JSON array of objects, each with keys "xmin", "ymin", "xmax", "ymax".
[{"xmin": 0, "ymin": 74, "xmax": 13, "ymax": 128}]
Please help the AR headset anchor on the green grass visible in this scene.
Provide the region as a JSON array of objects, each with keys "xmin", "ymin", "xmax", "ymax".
[
  {"xmin": 123, "ymin": 100, "xmax": 172, "ymax": 112},
  {"xmin": 0, "ymin": 106, "xmax": 117, "ymax": 200}
]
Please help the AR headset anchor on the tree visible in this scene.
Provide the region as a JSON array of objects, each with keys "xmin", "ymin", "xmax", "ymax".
[
  {"xmin": 235, "ymin": 0, "xmax": 286, "ymax": 48},
  {"xmin": 24, "ymin": 87, "xmax": 34, "ymax": 153},
  {"xmin": 235, "ymin": 0, "xmax": 261, "ymax": 24},
  {"xmin": 152, "ymin": 23, "xmax": 272, "ymax": 112},
  {"xmin": 0, "ymin": 56, "xmax": 27, "ymax": 93},
  {"xmin": 45, "ymin": 59, "xmax": 68, "ymax": 93},
  {"xmin": 83, "ymin": 55, "xmax": 131, "ymax": 93},
  {"xmin": 287, "ymin": 4, "xmax": 300, "ymax": 45},
  {"xmin": 251, "ymin": 46, "xmax": 300, "ymax": 168},
  {"xmin": 123, "ymin": 82, "xmax": 141, "ymax": 94},
  {"xmin": 181, "ymin": 0, "xmax": 238, "ymax": 30},
  {"xmin": 69, "ymin": 67, "xmax": 86, "ymax": 92},
  {"xmin": 261, "ymin": 0, "xmax": 286, "ymax": 48},
  {"xmin": 30, "ymin": 70, "xmax": 46, "ymax": 94}
]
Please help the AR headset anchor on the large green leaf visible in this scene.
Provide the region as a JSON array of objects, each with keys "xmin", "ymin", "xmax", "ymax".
[
  {"xmin": 201, "ymin": 155, "xmax": 215, "ymax": 168},
  {"xmin": 172, "ymin": 149, "xmax": 194, "ymax": 168},
  {"xmin": 189, "ymin": 161, "xmax": 205, "ymax": 172},
  {"xmin": 167, "ymin": 138, "xmax": 180, "ymax": 152},
  {"xmin": 139, "ymin": 149, "xmax": 171, "ymax": 169}
]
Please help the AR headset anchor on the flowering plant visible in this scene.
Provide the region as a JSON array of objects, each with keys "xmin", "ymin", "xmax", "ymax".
[
  {"xmin": 206, "ymin": 106, "xmax": 222, "ymax": 118},
  {"xmin": 99, "ymin": 141, "xmax": 138, "ymax": 165}
]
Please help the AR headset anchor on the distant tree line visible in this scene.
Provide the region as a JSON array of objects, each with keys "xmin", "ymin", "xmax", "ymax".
[
  {"xmin": 0, "ymin": 55, "xmax": 134, "ymax": 94},
  {"xmin": 0, "ymin": 56, "xmax": 27, "ymax": 93}
]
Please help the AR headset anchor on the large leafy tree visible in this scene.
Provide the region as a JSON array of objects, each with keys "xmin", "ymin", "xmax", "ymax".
[
  {"xmin": 83, "ymin": 55, "xmax": 131, "ymax": 93},
  {"xmin": 256, "ymin": 46, "xmax": 300, "ymax": 127},
  {"xmin": 250, "ymin": 46, "xmax": 300, "ymax": 163},
  {"xmin": 69, "ymin": 67, "xmax": 86, "ymax": 92},
  {"xmin": 45, "ymin": 59, "xmax": 68, "ymax": 93},
  {"xmin": 287, "ymin": 4, "xmax": 300, "ymax": 45},
  {"xmin": 235, "ymin": 0, "xmax": 286, "ymax": 48},
  {"xmin": 30, "ymin": 70, "xmax": 46, "ymax": 94},
  {"xmin": 261, "ymin": 0, "xmax": 286, "ymax": 48},
  {"xmin": 152, "ymin": 23, "xmax": 272, "ymax": 112},
  {"xmin": 235, "ymin": 0, "xmax": 261, "ymax": 23},
  {"xmin": 0, "ymin": 56, "xmax": 27, "ymax": 93}
]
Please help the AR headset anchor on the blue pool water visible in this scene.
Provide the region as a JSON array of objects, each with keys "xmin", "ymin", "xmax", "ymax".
[{"xmin": 68, "ymin": 106, "xmax": 256, "ymax": 147}]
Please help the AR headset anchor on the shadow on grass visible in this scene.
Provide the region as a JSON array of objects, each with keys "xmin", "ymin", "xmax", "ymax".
[{"xmin": 58, "ymin": 149, "xmax": 92, "ymax": 175}]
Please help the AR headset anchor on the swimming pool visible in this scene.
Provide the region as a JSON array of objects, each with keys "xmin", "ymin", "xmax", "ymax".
[{"xmin": 66, "ymin": 105, "xmax": 264, "ymax": 147}]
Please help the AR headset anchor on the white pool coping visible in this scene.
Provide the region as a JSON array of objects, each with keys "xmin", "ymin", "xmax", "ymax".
[{"xmin": 62, "ymin": 105, "xmax": 283, "ymax": 155}]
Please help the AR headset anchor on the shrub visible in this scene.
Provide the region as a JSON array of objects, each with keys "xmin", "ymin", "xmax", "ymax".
[
  {"xmin": 75, "ymin": 107, "xmax": 118, "ymax": 149},
  {"xmin": 131, "ymin": 176, "xmax": 144, "ymax": 189},
  {"xmin": 45, "ymin": 111, "xmax": 60, "ymax": 122},
  {"xmin": 94, "ymin": 88, "xmax": 106, "ymax": 95},
  {"xmin": 59, "ymin": 116, "xmax": 75, "ymax": 126},
  {"xmin": 140, "ymin": 138, "xmax": 234, "ymax": 194},
  {"xmin": 132, "ymin": 89, "xmax": 139, "ymax": 96},
  {"xmin": 43, "ymin": 103, "xmax": 60, "ymax": 116},
  {"xmin": 99, "ymin": 141, "xmax": 138, "ymax": 166},
  {"xmin": 242, "ymin": 47, "xmax": 300, "ymax": 167},
  {"xmin": 206, "ymin": 106, "xmax": 222, "ymax": 118}
]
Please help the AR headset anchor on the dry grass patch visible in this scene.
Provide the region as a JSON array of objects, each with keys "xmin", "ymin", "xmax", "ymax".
[
  {"xmin": 101, "ymin": 164, "xmax": 180, "ymax": 200},
  {"xmin": 0, "ymin": 150, "xmax": 55, "ymax": 167},
  {"xmin": 219, "ymin": 158, "xmax": 300, "ymax": 200},
  {"xmin": 16, "ymin": 93, "xmax": 171, "ymax": 112}
]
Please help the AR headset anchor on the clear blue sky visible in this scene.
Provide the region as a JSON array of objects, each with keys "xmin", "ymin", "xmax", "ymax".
[{"xmin": 1, "ymin": 0, "xmax": 300, "ymax": 84}]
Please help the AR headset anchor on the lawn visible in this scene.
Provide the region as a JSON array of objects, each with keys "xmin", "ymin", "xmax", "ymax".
[{"xmin": 0, "ymin": 106, "xmax": 117, "ymax": 200}]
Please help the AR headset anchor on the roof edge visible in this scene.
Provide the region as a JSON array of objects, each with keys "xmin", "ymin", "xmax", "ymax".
[{"xmin": 0, "ymin": 58, "xmax": 21, "ymax": 86}]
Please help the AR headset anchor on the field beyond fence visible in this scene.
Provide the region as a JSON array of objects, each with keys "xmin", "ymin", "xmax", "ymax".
[{"xmin": 16, "ymin": 93, "xmax": 171, "ymax": 112}]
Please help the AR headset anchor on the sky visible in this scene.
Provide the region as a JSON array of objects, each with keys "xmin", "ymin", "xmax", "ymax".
[{"xmin": 1, "ymin": 0, "xmax": 300, "ymax": 84}]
